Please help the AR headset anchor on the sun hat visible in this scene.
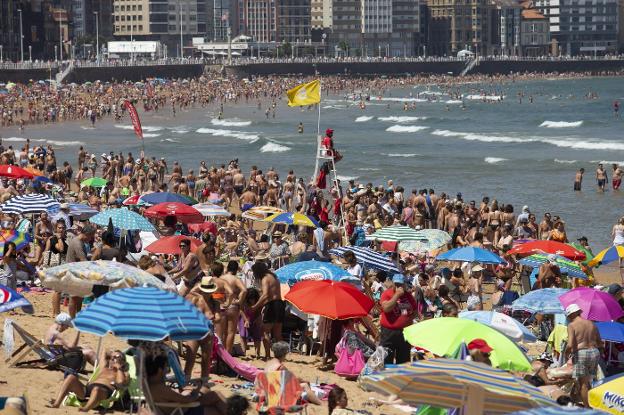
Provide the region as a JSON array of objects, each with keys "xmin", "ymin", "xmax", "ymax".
[
  {"xmin": 471, "ymin": 264, "xmax": 484, "ymax": 272},
  {"xmin": 565, "ymin": 303, "xmax": 582, "ymax": 317},
  {"xmin": 467, "ymin": 338, "xmax": 493, "ymax": 353},
  {"xmin": 199, "ymin": 276, "xmax": 217, "ymax": 293},
  {"xmin": 55, "ymin": 312, "xmax": 74, "ymax": 327},
  {"xmin": 392, "ymin": 273, "xmax": 405, "ymax": 284},
  {"xmin": 272, "ymin": 231, "xmax": 283, "ymax": 238}
]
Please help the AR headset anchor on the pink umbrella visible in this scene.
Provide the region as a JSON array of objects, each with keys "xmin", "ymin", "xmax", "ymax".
[{"xmin": 559, "ymin": 287, "xmax": 624, "ymax": 322}]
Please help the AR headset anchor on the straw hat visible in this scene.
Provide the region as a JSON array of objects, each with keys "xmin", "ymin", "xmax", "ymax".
[{"xmin": 199, "ymin": 276, "xmax": 217, "ymax": 294}]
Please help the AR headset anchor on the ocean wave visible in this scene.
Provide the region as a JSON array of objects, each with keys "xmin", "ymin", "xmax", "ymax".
[
  {"xmin": 46, "ymin": 140, "xmax": 85, "ymax": 146},
  {"xmin": 196, "ymin": 128, "xmax": 259, "ymax": 142},
  {"xmin": 211, "ymin": 118, "xmax": 252, "ymax": 127},
  {"xmin": 378, "ymin": 116, "xmax": 428, "ymax": 122},
  {"xmin": 543, "ymin": 138, "xmax": 624, "ymax": 151},
  {"xmin": 384, "ymin": 153, "xmax": 419, "ymax": 158},
  {"xmin": 2, "ymin": 137, "xmax": 27, "ymax": 142},
  {"xmin": 358, "ymin": 167, "xmax": 381, "ymax": 171},
  {"xmin": 554, "ymin": 159, "xmax": 578, "ymax": 164},
  {"xmin": 432, "ymin": 129, "xmax": 527, "ymax": 143},
  {"xmin": 161, "ymin": 138, "xmax": 181, "ymax": 143},
  {"xmin": 355, "ymin": 116, "xmax": 373, "ymax": 122},
  {"xmin": 80, "ymin": 126, "xmax": 96, "ymax": 130},
  {"xmin": 115, "ymin": 124, "xmax": 163, "ymax": 132},
  {"xmin": 142, "ymin": 133, "xmax": 161, "ymax": 138},
  {"xmin": 484, "ymin": 157, "xmax": 508, "ymax": 164},
  {"xmin": 539, "ymin": 120, "xmax": 583, "ymax": 128},
  {"xmin": 386, "ymin": 125, "xmax": 428, "ymax": 133},
  {"xmin": 465, "ymin": 94, "xmax": 504, "ymax": 101},
  {"xmin": 380, "ymin": 97, "xmax": 428, "ymax": 102},
  {"xmin": 445, "ymin": 100, "xmax": 463, "ymax": 104},
  {"xmin": 591, "ymin": 160, "xmax": 624, "ymax": 165},
  {"xmin": 260, "ymin": 142, "xmax": 291, "ymax": 153},
  {"xmin": 337, "ymin": 175, "xmax": 359, "ymax": 181},
  {"xmin": 322, "ymin": 105, "xmax": 346, "ymax": 109}
]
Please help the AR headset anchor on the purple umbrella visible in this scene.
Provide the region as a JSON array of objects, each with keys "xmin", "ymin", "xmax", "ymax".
[{"xmin": 559, "ymin": 287, "xmax": 624, "ymax": 322}]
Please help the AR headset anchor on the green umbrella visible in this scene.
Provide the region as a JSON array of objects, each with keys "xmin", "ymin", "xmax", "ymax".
[
  {"xmin": 403, "ymin": 317, "xmax": 531, "ymax": 372},
  {"xmin": 570, "ymin": 243, "xmax": 594, "ymax": 266},
  {"xmin": 80, "ymin": 177, "xmax": 108, "ymax": 188}
]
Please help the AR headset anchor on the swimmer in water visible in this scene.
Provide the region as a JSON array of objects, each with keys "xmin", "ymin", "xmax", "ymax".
[{"xmin": 298, "ymin": 122, "xmax": 304, "ymax": 134}]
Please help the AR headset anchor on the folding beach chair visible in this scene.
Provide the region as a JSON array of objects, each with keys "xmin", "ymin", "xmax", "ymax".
[
  {"xmin": 254, "ymin": 370, "xmax": 307, "ymax": 414},
  {"xmin": 62, "ymin": 365, "xmax": 126, "ymax": 410},
  {"xmin": 4, "ymin": 321, "xmax": 85, "ymax": 373}
]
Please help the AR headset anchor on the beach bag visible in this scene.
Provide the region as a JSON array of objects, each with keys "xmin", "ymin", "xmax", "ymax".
[
  {"xmin": 358, "ymin": 346, "xmax": 387, "ymax": 390},
  {"xmin": 334, "ymin": 346, "xmax": 365, "ymax": 379},
  {"xmin": 44, "ymin": 250, "xmax": 63, "ymax": 267}
]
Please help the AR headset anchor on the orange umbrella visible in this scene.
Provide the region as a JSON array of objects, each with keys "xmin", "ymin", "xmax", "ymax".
[
  {"xmin": 145, "ymin": 235, "xmax": 202, "ymax": 255},
  {"xmin": 24, "ymin": 166, "xmax": 44, "ymax": 177},
  {"xmin": 285, "ymin": 280, "xmax": 374, "ymax": 320}
]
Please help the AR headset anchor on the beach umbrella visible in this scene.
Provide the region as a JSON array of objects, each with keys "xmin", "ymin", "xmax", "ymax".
[
  {"xmin": 459, "ymin": 311, "xmax": 537, "ymax": 343},
  {"xmin": 587, "ymin": 245, "xmax": 624, "ymax": 268},
  {"xmin": 241, "ymin": 206, "xmax": 284, "ymax": 221},
  {"xmin": 40, "ymin": 260, "xmax": 165, "ymax": 297},
  {"xmin": 139, "ymin": 192, "xmax": 195, "ymax": 206},
  {"xmin": 24, "ymin": 166, "xmax": 45, "ymax": 176},
  {"xmin": 80, "ymin": 177, "xmax": 108, "ymax": 188},
  {"xmin": 511, "ymin": 288, "xmax": 568, "ymax": 314},
  {"xmin": 285, "ymin": 280, "xmax": 374, "ymax": 319},
  {"xmin": 192, "ymin": 203, "xmax": 230, "ymax": 217},
  {"xmin": 74, "ymin": 287, "xmax": 212, "ymax": 341},
  {"xmin": 589, "ymin": 373, "xmax": 624, "ymax": 415},
  {"xmin": 329, "ymin": 246, "xmax": 399, "ymax": 273},
  {"xmin": 89, "ymin": 207, "xmax": 156, "ymax": 231},
  {"xmin": 187, "ymin": 221, "xmax": 217, "ymax": 235},
  {"xmin": 507, "ymin": 407, "xmax": 607, "ymax": 414},
  {"xmin": 559, "ymin": 287, "xmax": 624, "ymax": 322},
  {"xmin": 48, "ymin": 203, "xmax": 98, "ymax": 220},
  {"xmin": 594, "ymin": 322, "xmax": 624, "ymax": 343},
  {"xmin": 508, "ymin": 240, "xmax": 586, "ymax": 261},
  {"xmin": 0, "ymin": 284, "xmax": 33, "ymax": 313},
  {"xmin": 0, "ymin": 165, "xmax": 33, "ymax": 179},
  {"xmin": 0, "ymin": 230, "xmax": 31, "ymax": 258},
  {"xmin": 569, "ymin": 243, "xmax": 594, "ymax": 265},
  {"xmin": 274, "ymin": 260, "xmax": 351, "ymax": 284},
  {"xmin": 144, "ymin": 202, "xmax": 203, "ymax": 224},
  {"xmin": 122, "ymin": 194, "xmax": 143, "ymax": 206},
  {"xmin": 436, "ymin": 247, "xmax": 504, "ymax": 265},
  {"xmin": 518, "ymin": 254, "xmax": 587, "ymax": 279},
  {"xmin": 32, "ymin": 176, "xmax": 52, "ymax": 187},
  {"xmin": 145, "ymin": 235, "xmax": 202, "ymax": 255},
  {"xmin": 361, "ymin": 359, "xmax": 554, "ymax": 414},
  {"xmin": 264, "ymin": 212, "xmax": 318, "ymax": 228},
  {"xmin": 403, "ymin": 317, "xmax": 532, "ymax": 372},
  {"xmin": 0, "ymin": 193, "xmax": 60, "ymax": 214},
  {"xmin": 400, "ymin": 229, "xmax": 452, "ymax": 253},
  {"xmin": 366, "ymin": 225, "xmax": 425, "ymax": 242}
]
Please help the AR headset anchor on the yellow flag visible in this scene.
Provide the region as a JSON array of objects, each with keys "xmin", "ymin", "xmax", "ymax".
[{"xmin": 286, "ymin": 80, "xmax": 321, "ymax": 107}]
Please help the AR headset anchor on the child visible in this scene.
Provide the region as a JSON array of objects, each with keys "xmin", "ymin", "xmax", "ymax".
[
  {"xmin": 238, "ymin": 287, "xmax": 262, "ymax": 358},
  {"xmin": 328, "ymin": 386, "xmax": 353, "ymax": 414}
]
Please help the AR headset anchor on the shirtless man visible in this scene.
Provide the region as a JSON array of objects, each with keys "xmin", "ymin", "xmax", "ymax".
[
  {"xmin": 171, "ymin": 239, "xmax": 202, "ymax": 296},
  {"xmin": 78, "ymin": 146, "xmax": 87, "ymax": 170},
  {"xmin": 239, "ymin": 186, "xmax": 259, "ymax": 212},
  {"xmin": 250, "ymin": 261, "xmax": 284, "ymax": 359},
  {"xmin": 45, "ymin": 312, "xmax": 96, "ymax": 366},
  {"xmin": 612, "ymin": 164, "xmax": 623, "ymax": 190},
  {"xmin": 220, "ymin": 261, "xmax": 247, "ymax": 353},
  {"xmin": 574, "ymin": 168, "xmax": 584, "ymax": 191},
  {"xmin": 596, "ymin": 164, "xmax": 608, "ymax": 192},
  {"xmin": 566, "ymin": 304, "xmax": 603, "ymax": 407},
  {"xmin": 232, "ymin": 169, "xmax": 245, "ymax": 198}
]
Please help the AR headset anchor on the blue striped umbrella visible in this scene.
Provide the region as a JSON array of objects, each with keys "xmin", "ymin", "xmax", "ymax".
[
  {"xmin": 89, "ymin": 207, "xmax": 156, "ymax": 231},
  {"xmin": 275, "ymin": 260, "xmax": 351, "ymax": 285},
  {"xmin": 48, "ymin": 203, "xmax": 99, "ymax": 220},
  {"xmin": 74, "ymin": 287, "xmax": 213, "ymax": 341},
  {"xmin": 362, "ymin": 359, "xmax": 555, "ymax": 414},
  {"xmin": 0, "ymin": 193, "xmax": 60, "ymax": 214},
  {"xmin": 329, "ymin": 246, "xmax": 399, "ymax": 273},
  {"xmin": 508, "ymin": 407, "xmax": 608, "ymax": 414},
  {"xmin": 437, "ymin": 247, "xmax": 504, "ymax": 264},
  {"xmin": 511, "ymin": 288, "xmax": 568, "ymax": 314}
]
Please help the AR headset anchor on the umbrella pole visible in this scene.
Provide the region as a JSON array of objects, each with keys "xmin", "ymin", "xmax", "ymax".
[{"xmin": 94, "ymin": 336, "xmax": 104, "ymax": 368}]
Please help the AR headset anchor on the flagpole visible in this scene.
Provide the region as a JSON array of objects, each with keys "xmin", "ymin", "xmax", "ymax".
[{"xmin": 312, "ymin": 79, "xmax": 322, "ymax": 182}]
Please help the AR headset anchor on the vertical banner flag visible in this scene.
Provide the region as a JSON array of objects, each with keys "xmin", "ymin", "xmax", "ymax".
[
  {"xmin": 286, "ymin": 80, "xmax": 321, "ymax": 107},
  {"xmin": 123, "ymin": 99, "xmax": 144, "ymax": 140}
]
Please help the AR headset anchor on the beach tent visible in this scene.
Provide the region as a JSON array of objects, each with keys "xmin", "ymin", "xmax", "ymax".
[{"xmin": 457, "ymin": 49, "xmax": 475, "ymax": 58}]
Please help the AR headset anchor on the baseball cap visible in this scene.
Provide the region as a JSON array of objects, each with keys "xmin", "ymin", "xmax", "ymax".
[
  {"xmin": 199, "ymin": 276, "xmax": 218, "ymax": 293},
  {"xmin": 565, "ymin": 303, "xmax": 582, "ymax": 317},
  {"xmin": 55, "ymin": 312, "xmax": 74, "ymax": 327},
  {"xmin": 467, "ymin": 338, "xmax": 493, "ymax": 353},
  {"xmin": 606, "ymin": 283, "xmax": 623, "ymax": 296},
  {"xmin": 471, "ymin": 264, "xmax": 484, "ymax": 272},
  {"xmin": 392, "ymin": 273, "xmax": 406, "ymax": 284}
]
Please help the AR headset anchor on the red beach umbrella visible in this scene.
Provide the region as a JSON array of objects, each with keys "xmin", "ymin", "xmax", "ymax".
[
  {"xmin": 285, "ymin": 280, "xmax": 374, "ymax": 320},
  {"xmin": 144, "ymin": 202, "xmax": 203, "ymax": 224},
  {"xmin": 145, "ymin": 235, "xmax": 202, "ymax": 255},
  {"xmin": 0, "ymin": 165, "xmax": 34, "ymax": 179},
  {"xmin": 122, "ymin": 194, "xmax": 141, "ymax": 206},
  {"xmin": 187, "ymin": 221, "xmax": 217, "ymax": 235},
  {"xmin": 507, "ymin": 240, "xmax": 586, "ymax": 261}
]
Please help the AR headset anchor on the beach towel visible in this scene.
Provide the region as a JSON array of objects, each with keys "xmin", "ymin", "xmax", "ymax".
[
  {"xmin": 215, "ymin": 343, "xmax": 260, "ymax": 382},
  {"xmin": 254, "ymin": 370, "xmax": 303, "ymax": 414}
]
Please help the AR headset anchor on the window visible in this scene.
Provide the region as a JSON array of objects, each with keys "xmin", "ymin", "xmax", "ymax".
[
  {"xmin": 139, "ymin": 25, "xmax": 143, "ymax": 30},
  {"xmin": 138, "ymin": 5, "xmax": 142, "ymax": 10}
]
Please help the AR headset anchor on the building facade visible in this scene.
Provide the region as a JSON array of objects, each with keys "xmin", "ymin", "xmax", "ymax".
[
  {"xmin": 242, "ymin": 0, "xmax": 276, "ymax": 42},
  {"xmin": 520, "ymin": 4, "xmax": 549, "ymax": 56},
  {"xmin": 275, "ymin": 0, "xmax": 311, "ymax": 43},
  {"xmin": 0, "ymin": 0, "xmax": 21, "ymax": 61}
]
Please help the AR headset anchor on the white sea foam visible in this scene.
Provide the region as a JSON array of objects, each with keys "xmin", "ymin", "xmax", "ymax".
[
  {"xmin": 591, "ymin": 160, "xmax": 624, "ymax": 165},
  {"xmin": 196, "ymin": 128, "xmax": 259, "ymax": 142},
  {"xmin": 355, "ymin": 116, "xmax": 373, "ymax": 122},
  {"xmin": 46, "ymin": 140, "xmax": 85, "ymax": 146},
  {"xmin": 465, "ymin": 94, "xmax": 505, "ymax": 101},
  {"xmin": 484, "ymin": 157, "xmax": 508, "ymax": 164},
  {"xmin": 162, "ymin": 138, "xmax": 181, "ymax": 143},
  {"xmin": 2, "ymin": 137, "xmax": 27, "ymax": 142},
  {"xmin": 445, "ymin": 100, "xmax": 463, "ymax": 104},
  {"xmin": 337, "ymin": 175, "xmax": 359, "ymax": 181},
  {"xmin": 378, "ymin": 116, "xmax": 428, "ymax": 122},
  {"xmin": 384, "ymin": 153, "xmax": 419, "ymax": 158},
  {"xmin": 432, "ymin": 129, "xmax": 528, "ymax": 143},
  {"xmin": 543, "ymin": 138, "xmax": 624, "ymax": 151},
  {"xmin": 358, "ymin": 167, "xmax": 381, "ymax": 171},
  {"xmin": 554, "ymin": 159, "xmax": 578, "ymax": 164},
  {"xmin": 386, "ymin": 125, "xmax": 428, "ymax": 133},
  {"xmin": 211, "ymin": 118, "xmax": 252, "ymax": 127},
  {"xmin": 260, "ymin": 142, "xmax": 291, "ymax": 153},
  {"xmin": 380, "ymin": 97, "xmax": 428, "ymax": 103},
  {"xmin": 539, "ymin": 120, "xmax": 583, "ymax": 128},
  {"xmin": 115, "ymin": 124, "xmax": 163, "ymax": 132},
  {"xmin": 142, "ymin": 133, "xmax": 161, "ymax": 138},
  {"xmin": 80, "ymin": 126, "xmax": 96, "ymax": 130}
]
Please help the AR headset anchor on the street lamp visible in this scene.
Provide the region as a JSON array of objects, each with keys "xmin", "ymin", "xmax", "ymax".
[
  {"xmin": 94, "ymin": 11, "xmax": 99, "ymax": 62},
  {"xmin": 28, "ymin": 45, "xmax": 32, "ymax": 62},
  {"xmin": 17, "ymin": 9, "xmax": 23, "ymax": 62},
  {"xmin": 179, "ymin": 1, "xmax": 183, "ymax": 59},
  {"xmin": 0, "ymin": 45, "xmax": 3, "ymax": 62},
  {"xmin": 54, "ymin": 45, "xmax": 58, "ymax": 62}
]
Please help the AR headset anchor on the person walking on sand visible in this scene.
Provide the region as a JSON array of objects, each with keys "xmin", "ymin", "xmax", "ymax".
[
  {"xmin": 566, "ymin": 304, "xmax": 603, "ymax": 408},
  {"xmin": 574, "ymin": 168, "xmax": 584, "ymax": 191}
]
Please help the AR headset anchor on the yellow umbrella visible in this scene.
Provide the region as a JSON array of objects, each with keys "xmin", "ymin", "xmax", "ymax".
[{"xmin": 589, "ymin": 374, "xmax": 624, "ymax": 414}]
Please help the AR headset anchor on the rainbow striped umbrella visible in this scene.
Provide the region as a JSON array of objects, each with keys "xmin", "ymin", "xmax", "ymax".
[
  {"xmin": 361, "ymin": 359, "xmax": 555, "ymax": 414},
  {"xmin": 587, "ymin": 245, "xmax": 624, "ymax": 268},
  {"xmin": 241, "ymin": 206, "xmax": 284, "ymax": 221},
  {"xmin": 0, "ymin": 230, "xmax": 32, "ymax": 258},
  {"xmin": 264, "ymin": 212, "xmax": 318, "ymax": 228}
]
